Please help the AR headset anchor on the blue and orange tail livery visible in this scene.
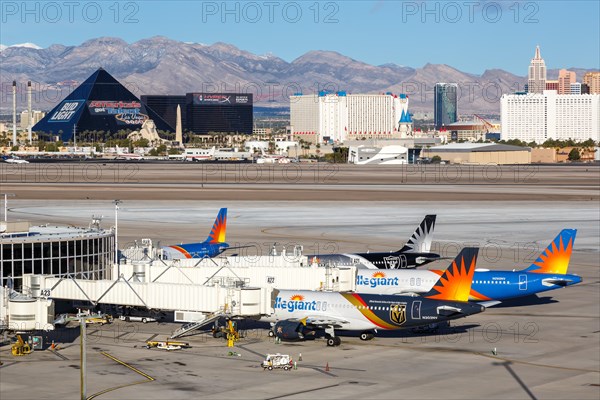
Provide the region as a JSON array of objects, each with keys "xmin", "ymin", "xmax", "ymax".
[
  {"xmin": 524, "ymin": 229, "xmax": 576, "ymax": 275},
  {"xmin": 424, "ymin": 247, "xmax": 478, "ymax": 302},
  {"xmin": 206, "ymin": 208, "xmax": 227, "ymax": 244}
]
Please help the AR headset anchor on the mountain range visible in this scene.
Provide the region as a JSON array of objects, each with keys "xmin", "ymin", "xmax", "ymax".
[{"xmin": 0, "ymin": 36, "xmax": 596, "ymax": 115}]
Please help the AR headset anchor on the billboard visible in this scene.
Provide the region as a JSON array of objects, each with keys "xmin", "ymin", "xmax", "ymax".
[
  {"xmin": 87, "ymin": 100, "xmax": 149, "ymax": 126},
  {"xmin": 192, "ymin": 93, "xmax": 253, "ymax": 106},
  {"xmin": 47, "ymin": 100, "xmax": 85, "ymax": 123}
]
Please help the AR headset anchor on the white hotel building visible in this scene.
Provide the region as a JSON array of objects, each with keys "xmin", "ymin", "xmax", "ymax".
[
  {"xmin": 501, "ymin": 91, "xmax": 600, "ymax": 143},
  {"xmin": 290, "ymin": 92, "xmax": 412, "ymax": 143}
]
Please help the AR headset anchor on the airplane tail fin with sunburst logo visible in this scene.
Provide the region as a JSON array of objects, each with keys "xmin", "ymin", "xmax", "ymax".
[
  {"xmin": 398, "ymin": 215, "xmax": 436, "ymax": 253},
  {"xmin": 522, "ymin": 229, "xmax": 576, "ymax": 275},
  {"xmin": 424, "ymin": 247, "xmax": 478, "ymax": 302},
  {"xmin": 205, "ymin": 208, "xmax": 227, "ymax": 244}
]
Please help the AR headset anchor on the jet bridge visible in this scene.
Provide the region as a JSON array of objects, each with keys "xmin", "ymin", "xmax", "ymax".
[
  {"xmin": 116, "ymin": 256, "xmax": 357, "ymax": 292},
  {"xmin": 18, "ymin": 274, "xmax": 273, "ymax": 321}
]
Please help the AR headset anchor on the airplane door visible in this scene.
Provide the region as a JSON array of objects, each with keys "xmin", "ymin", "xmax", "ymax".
[
  {"xmin": 519, "ymin": 274, "xmax": 527, "ymax": 291},
  {"xmin": 411, "ymin": 301, "xmax": 421, "ymax": 319},
  {"xmin": 399, "ymin": 254, "xmax": 407, "ymax": 269}
]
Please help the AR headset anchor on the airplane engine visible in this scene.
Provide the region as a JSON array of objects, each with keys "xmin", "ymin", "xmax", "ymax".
[{"xmin": 273, "ymin": 321, "xmax": 316, "ymax": 341}]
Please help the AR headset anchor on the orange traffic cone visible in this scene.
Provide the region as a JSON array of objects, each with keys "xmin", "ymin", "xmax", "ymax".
[{"xmin": 325, "ymin": 362, "xmax": 330, "ymax": 372}]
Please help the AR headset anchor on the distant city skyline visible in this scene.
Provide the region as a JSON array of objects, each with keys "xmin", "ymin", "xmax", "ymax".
[{"xmin": 1, "ymin": 1, "xmax": 598, "ymax": 75}]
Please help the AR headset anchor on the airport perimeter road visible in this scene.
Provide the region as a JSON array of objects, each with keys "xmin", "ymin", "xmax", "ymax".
[{"xmin": 1, "ymin": 163, "xmax": 599, "ymax": 201}]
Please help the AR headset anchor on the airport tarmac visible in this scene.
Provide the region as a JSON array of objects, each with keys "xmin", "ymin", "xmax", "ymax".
[{"xmin": 0, "ymin": 164, "xmax": 599, "ymax": 399}]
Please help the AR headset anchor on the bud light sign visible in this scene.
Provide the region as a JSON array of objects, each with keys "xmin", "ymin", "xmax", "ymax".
[{"xmin": 48, "ymin": 100, "xmax": 84, "ymax": 122}]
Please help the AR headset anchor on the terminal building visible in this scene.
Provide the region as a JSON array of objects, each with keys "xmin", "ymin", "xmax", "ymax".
[
  {"xmin": 0, "ymin": 240, "xmax": 356, "ymax": 334},
  {"xmin": 0, "ymin": 221, "xmax": 114, "ymax": 291},
  {"xmin": 422, "ymin": 143, "xmax": 531, "ymax": 164}
]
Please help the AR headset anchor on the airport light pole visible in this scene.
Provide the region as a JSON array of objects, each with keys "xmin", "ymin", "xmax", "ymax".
[
  {"xmin": 1, "ymin": 193, "xmax": 16, "ymax": 222},
  {"xmin": 80, "ymin": 317, "xmax": 87, "ymax": 400},
  {"xmin": 114, "ymin": 200, "xmax": 122, "ymax": 276}
]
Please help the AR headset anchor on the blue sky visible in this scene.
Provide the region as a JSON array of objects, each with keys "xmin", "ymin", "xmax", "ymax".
[{"xmin": 1, "ymin": 1, "xmax": 599, "ymax": 74}]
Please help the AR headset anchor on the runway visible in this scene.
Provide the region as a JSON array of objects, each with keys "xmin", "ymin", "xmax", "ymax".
[{"xmin": 1, "ymin": 163, "xmax": 599, "ymax": 201}]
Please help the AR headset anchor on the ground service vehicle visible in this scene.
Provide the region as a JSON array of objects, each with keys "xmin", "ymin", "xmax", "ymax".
[
  {"xmin": 11, "ymin": 335, "xmax": 32, "ymax": 356},
  {"xmin": 261, "ymin": 354, "xmax": 293, "ymax": 371},
  {"xmin": 120, "ymin": 315, "xmax": 157, "ymax": 323}
]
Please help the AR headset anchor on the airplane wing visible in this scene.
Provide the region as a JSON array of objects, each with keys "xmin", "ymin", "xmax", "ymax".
[
  {"xmin": 436, "ymin": 305, "xmax": 467, "ymax": 316},
  {"xmin": 303, "ymin": 315, "xmax": 350, "ymax": 328},
  {"xmin": 219, "ymin": 245, "xmax": 255, "ymax": 252},
  {"xmin": 390, "ymin": 291, "xmax": 421, "ymax": 296},
  {"xmin": 478, "ymin": 300, "xmax": 502, "ymax": 308},
  {"xmin": 416, "ymin": 256, "xmax": 451, "ymax": 264}
]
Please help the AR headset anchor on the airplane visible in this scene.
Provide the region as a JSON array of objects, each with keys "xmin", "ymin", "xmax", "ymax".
[
  {"xmin": 351, "ymin": 229, "xmax": 582, "ymax": 304},
  {"xmin": 255, "ymin": 148, "xmax": 290, "ymax": 164},
  {"xmin": 111, "ymin": 145, "xmax": 143, "ymax": 160},
  {"xmin": 307, "ymin": 215, "xmax": 440, "ymax": 269},
  {"xmin": 2, "ymin": 155, "xmax": 29, "ymax": 164},
  {"xmin": 264, "ymin": 247, "xmax": 485, "ymax": 346},
  {"xmin": 161, "ymin": 208, "xmax": 239, "ymax": 259}
]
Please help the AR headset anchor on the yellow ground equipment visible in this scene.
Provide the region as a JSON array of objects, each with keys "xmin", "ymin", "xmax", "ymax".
[
  {"xmin": 11, "ymin": 335, "xmax": 32, "ymax": 356},
  {"xmin": 225, "ymin": 320, "xmax": 239, "ymax": 347},
  {"xmin": 211, "ymin": 319, "xmax": 243, "ymax": 347},
  {"xmin": 85, "ymin": 314, "xmax": 113, "ymax": 325},
  {"xmin": 145, "ymin": 340, "xmax": 190, "ymax": 349}
]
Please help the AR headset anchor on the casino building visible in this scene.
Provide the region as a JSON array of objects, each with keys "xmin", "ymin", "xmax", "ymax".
[
  {"xmin": 142, "ymin": 93, "xmax": 254, "ymax": 136},
  {"xmin": 185, "ymin": 93, "xmax": 253, "ymax": 135},
  {"xmin": 33, "ymin": 68, "xmax": 173, "ymax": 141}
]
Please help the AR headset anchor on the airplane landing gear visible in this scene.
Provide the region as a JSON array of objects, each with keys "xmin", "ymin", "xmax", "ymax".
[
  {"xmin": 326, "ymin": 336, "xmax": 341, "ymax": 347},
  {"xmin": 325, "ymin": 326, "xmax": 341, "ymax": 346},
  {"xmin": 359, "ymin": 331, "xmax": 375, "ymax": 341}
]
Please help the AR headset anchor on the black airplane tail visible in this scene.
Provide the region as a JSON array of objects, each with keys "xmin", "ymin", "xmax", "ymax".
[
  {"xmin": 398, "ymin": 215, "xmax": 436, "ymax": 253},
  {"xmin": 424, "ymin": 247, "xmax": 478, "ymax": 302}
]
